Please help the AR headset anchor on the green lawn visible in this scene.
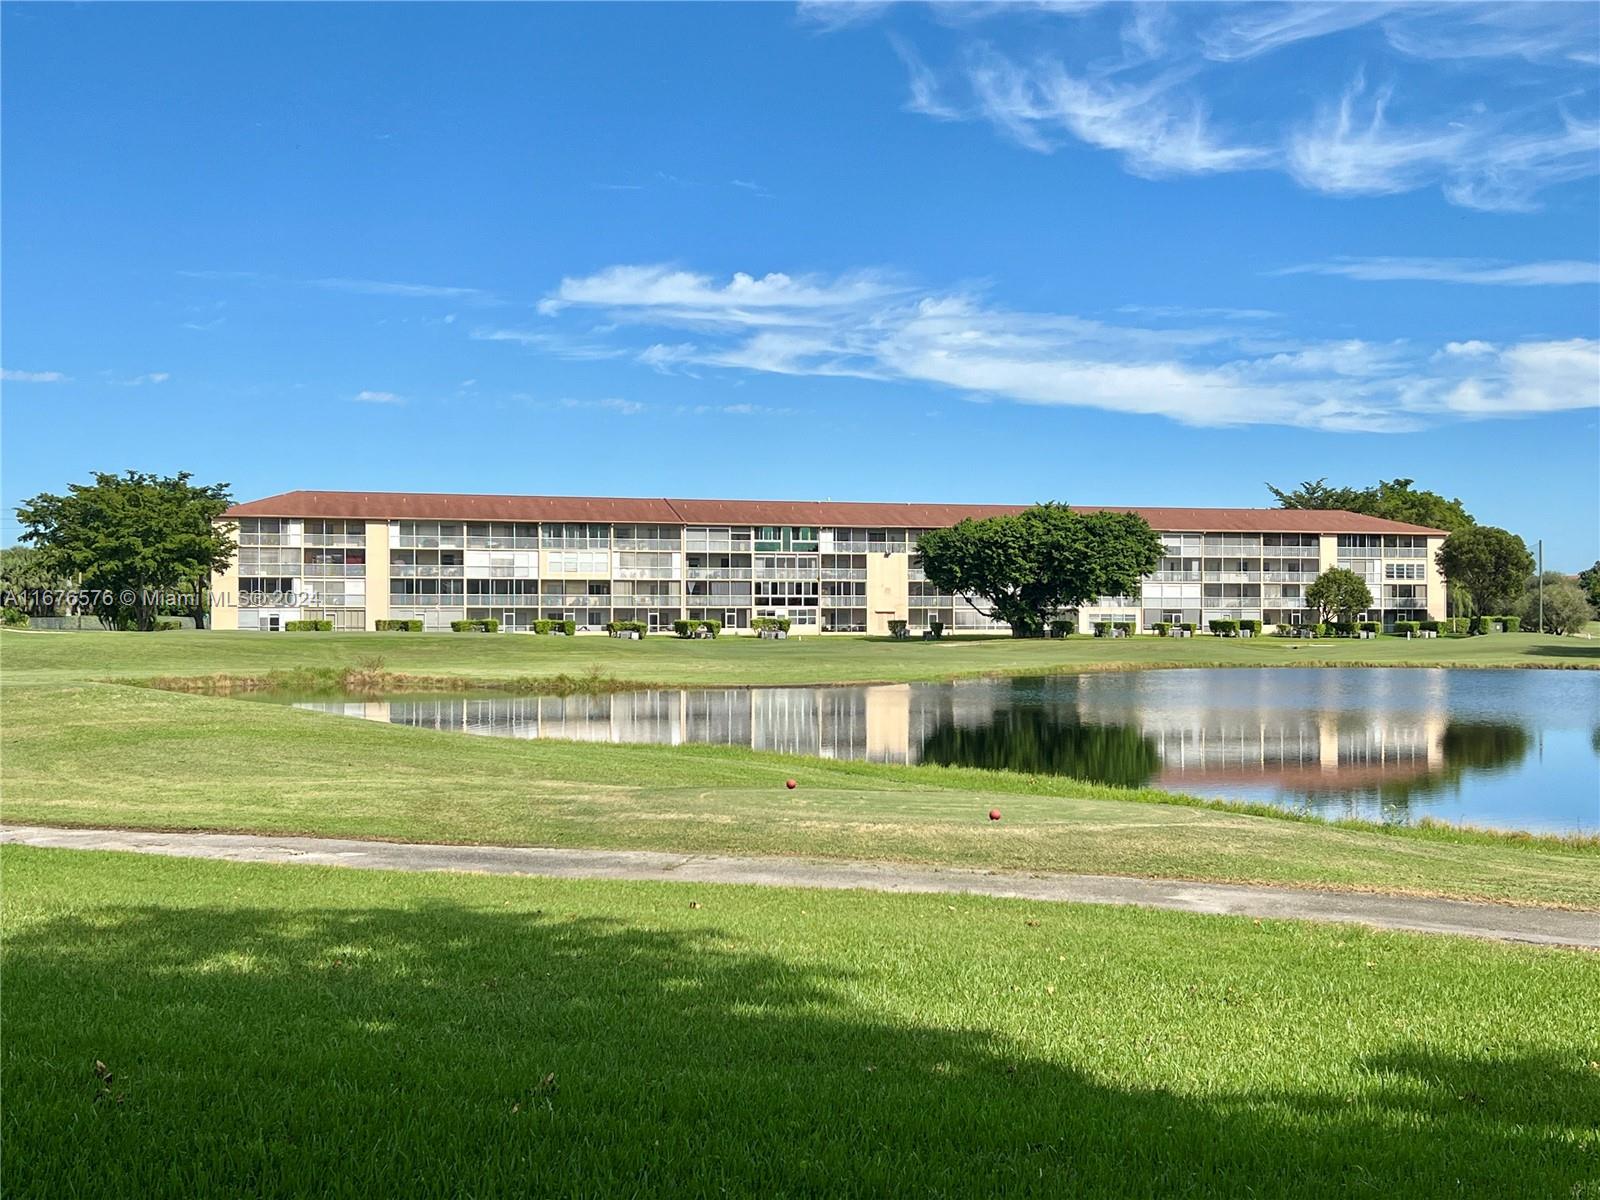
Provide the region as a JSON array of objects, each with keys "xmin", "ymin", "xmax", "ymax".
[
  {"xmin": 5, "ymin": 670, "xmax": 1597, "ymax": 907},
  {"xmin": 5, "ymin": 625, "xmax": 1597, "ymax": 689},
  {"xmin": 5, "ymin": 846, "xmax": 1596, "ymax": 1199}
]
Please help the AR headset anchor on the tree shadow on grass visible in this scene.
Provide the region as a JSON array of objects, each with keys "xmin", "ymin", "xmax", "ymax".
[
  {"xmin": 3, "ymin": 900, "xmax": 1594, "ymax": 1198},
  {"xmin": 1524, "ymin": 642, "xmax": 1600, "ymax": 661}
]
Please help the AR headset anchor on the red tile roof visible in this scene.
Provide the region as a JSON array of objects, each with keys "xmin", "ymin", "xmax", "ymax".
[{"xmin": 224, "ymin": 490, "xmax": 1447, "ymax": 535}]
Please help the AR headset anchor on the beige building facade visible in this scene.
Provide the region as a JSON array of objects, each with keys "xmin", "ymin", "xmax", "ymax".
[{"xmin": 212, "ymin": 491, "xmax": 1449, "ymax": 633}]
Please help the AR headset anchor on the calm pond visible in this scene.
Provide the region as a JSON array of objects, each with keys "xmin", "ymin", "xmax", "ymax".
[{"xmin": 287, "ymin": 668, "xmax": 1600, "ymax": 835}]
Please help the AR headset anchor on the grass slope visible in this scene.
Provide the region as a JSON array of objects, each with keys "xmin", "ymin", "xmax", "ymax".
[
  {"xmin": 4, "ymin": 847, "xmax": 1596, "ymax": 1199},
  {"xmin": 5, "ymin": 626, "xmax": 1597, "ymax": 690},
  {"xmin": 5, "ymin": 677, "xmax": 1596, "ymax": 907}
]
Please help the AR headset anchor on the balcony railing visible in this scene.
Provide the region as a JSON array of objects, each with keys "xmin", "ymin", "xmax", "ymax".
[
  {"xmin": 821, "ymin": 568, "xmax": 867, "ymax": 581},
  {"xmin": 614, "ymin": 538, "xmax": 680, "ymax": 551},
  {"xmin": 394, "ymin": 536, "xmax": 465, "ymax": 550},
  {"xmin": 614, "ymin": 567, "xmax": 680, "ymax": 580},
  {"xmin": 1148, "ymin": 570, "xmax": 1201, "ymax": 582},
  {"xmin": 299, "ymin": 563, "xmax": 367, "ymax": 578},
  {"xmin": 686, "ymin": 567, "xmax": 752, "ymax": 580},
  {"xmin": 389, "ymin": 564, "xmax": 466, "ymax": 578}
]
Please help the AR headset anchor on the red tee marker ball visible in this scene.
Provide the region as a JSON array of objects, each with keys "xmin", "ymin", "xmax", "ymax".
[
  {"xmin": 988, "ymin": 809, "xmax": 1002, "ymax": 821},
  {"xmin": 785, "ymin": 779, "xmax": 798, "ymax": 790}
]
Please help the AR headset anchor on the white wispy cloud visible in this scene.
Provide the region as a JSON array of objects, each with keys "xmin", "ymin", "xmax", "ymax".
[
  {"xmin": 2, "ymin": 368, "xmax": 69, "ymax": 383},
  {"xmin": 310, "ymin": 277, "xmax": 501, "ymax": 304},
  {"xmin": 354, "ymin": 389, "xmax": 404, "ymax": 405},
  {"xmin": 557, "ymin": 396, "xmax": 645, "ymax": 416},
  {"xmin": 115, "ymin": 372, "xmax": 172, "ymax": 386},
  {"xmin": 180, "ymin": 269, "xmax": 502, "ymax": 304},
  {"xmin": 964, "ymin": 50, "xmax": 1269, "ymax": 174},
  {"xmin": 1277, "ymin": 256, "xmax": 1599, "ymax": 286},
  {"xmin": 877, "ymin": 6, "xmax": 1599, "ymax": 211},
  {"xmin": 504, "ymin": 261, "xmax": 1600, "ymax": 433},
  {"xmin": 1287, "ymin": 74, "xmax": 1600, "ymax": 212},
  {"xmin": 536, "ymin": 264, "xmax": 908, "ymax": 322}
]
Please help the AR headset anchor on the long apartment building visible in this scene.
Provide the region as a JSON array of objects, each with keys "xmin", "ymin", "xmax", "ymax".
[{"xmin": 212, "ymin": 491, "xmax": 1449, "ymax": 634}]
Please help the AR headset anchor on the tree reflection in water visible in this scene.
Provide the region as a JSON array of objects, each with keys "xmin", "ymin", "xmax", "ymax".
[{"xmin": 918, "ymin": 709, "xmax": 1161, "ymax": 788}]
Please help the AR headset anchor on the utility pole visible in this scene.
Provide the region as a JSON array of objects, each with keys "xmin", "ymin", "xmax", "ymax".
[{"xmin": 1538, "ymin": 540, "xmax": 1544, "ymax": 634}]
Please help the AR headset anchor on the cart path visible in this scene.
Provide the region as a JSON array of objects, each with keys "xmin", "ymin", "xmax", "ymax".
[{"xmin": 4, "ymin": 824, "xmax": 1595, "ymax": 949}]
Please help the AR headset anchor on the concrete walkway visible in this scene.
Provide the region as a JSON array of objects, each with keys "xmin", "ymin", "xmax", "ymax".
[{"xmin": 5, "ymin": 824, "xmax": 1596, "ymax": 949}]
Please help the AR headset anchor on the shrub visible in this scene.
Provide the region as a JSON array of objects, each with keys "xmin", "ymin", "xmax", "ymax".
[
  {"xmin": 376, "ymin": 619, "xmax": 423, "ymax": 632},
  {"xmin": 1208, "ymin": 619, "xmax": 1239, "ymax": 636},
  {"xmin": 1419, "ymin": 620, "xmax": 1441, "ymax": 634},
  {"xmin": 887, "ymin": 619, "xmax": 908, "ymax": 639},
  {"xmin": 1443, "ymin": 617, "xmax": 1469, "ymax": 636},
  {"xmin": 2, "ymin": 607, "xmax": 29, "ymax": 628},
  {"xmin": 1049, "ymin": 619, "xmax": 1074, "ymax": 638},
  {"xmin": 1311, "ymin": 623, "xmax": 1329, "ymax": 637},
  {"xmin": 1114, "ymin": 621, "xmax": 1136, "ymax": 636},
  {"xmin": 450, "ymin": 619, "xmax": 499, "ymax": 633},
  {"xmin": 1241, "ymin": 619, "xmax": 1263, "ymax": 635},
  {"xmin": 752, "ymin": 616, "xmax": 791, "ymax": 633},
  {"xmin": 702, "ymin": 619, "xmax": 721, "ymax": 638},
  {"xmin": 927, "ymin": 620, "xmax": 943, "ymax": 639},
  {"xmin": 1358, "ymin": 621, "xmax": 1380, "ymax": 634},
  {"xmin": 1393, "ymin": 620, "xmax": 1421, "ymax": 636},
  {"xmin": 1502, "ymin": 615, "xmax": 1521, "ymax": 633},
  {"xmin": 532, "ymin": 620, "xmax": 554, "ymax": 635},
  {"xmin": 1179, "ymin": 622, "xmax": 1196, "ymax": 633},
  {"xmin": 1329, "ymin": 621, "xmax": 1355, "ymax": 637},
  {"xmin": 1274, "ymin": 623, "xmax": 1292, "ymax": 637},
  {"xmin": 284, "ymin": 619, "xmax": 332, "ymax": 632},
  {"xmin": 558, "ymin": 619, "xmax": 576, "ymax": 636},
  {"xmin": 1468, "ymin": 615, "xmax": 1502, "ymax": 635},
  {"xmin": 154, "ymin": 619, "xmax": 183, "ymax": 632},
  {"xmin": 1152, "ymin": 621, "xmax": 1172, "ymax": 636},
  {"xmin": 1093, "ymin": 621, "xmax": 1113, "ymax": 637}
]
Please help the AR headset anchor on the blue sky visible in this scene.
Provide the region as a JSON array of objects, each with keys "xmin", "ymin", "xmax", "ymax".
[{"xmin": 3, "ymin": 1, "xmax": 1597, "ymax": 565}]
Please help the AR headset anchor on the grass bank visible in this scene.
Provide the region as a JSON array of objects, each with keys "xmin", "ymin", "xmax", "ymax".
[
  {"xmin": 4, "ymin": 677, "xmax": 1595, "ymax": 906},
  {"xmin": 5, "ymin": 626, "xmax": 1597, "ymax": 691},
  {"xmin": 4, "ymin": 846, "xmax": 1595, "ymax": 1198}
]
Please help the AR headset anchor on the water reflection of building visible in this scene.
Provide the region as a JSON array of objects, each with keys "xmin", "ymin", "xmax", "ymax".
[{"xmin": 302, "ymin": 679, "xmax": 1501, "ymax": 800}]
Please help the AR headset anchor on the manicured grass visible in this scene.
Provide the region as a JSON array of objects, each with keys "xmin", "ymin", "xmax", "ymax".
[
  {"xmin": 4, "ymin": 626, "xmax": 1597, "ymax": 691},
  {"xmin": 6, "ymin": 851, "xmax": 1593, "ymax": 1196},
  {"xmin": 4, "ymin": 846, "xmax": 1595, "ymax": 1198},
  {"xmin": 5, "ymin": 676, "xmax": 1596, "ymax": 907}
]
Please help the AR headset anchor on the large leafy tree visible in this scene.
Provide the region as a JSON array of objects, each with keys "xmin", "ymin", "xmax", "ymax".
[
  {"xmin": 1267, "ymin": 477, "xmax": 1475, "ymax": 533},
  {"xmin": 1434, "ymin": 526, "xmax": 1534, "ymax": 616},
  {"xmin": 1578, "ymin": 561, "xmax": 1600, "ymax": 619},
  {"xmin": 16, "ymin": 471, "xmax": 236, "ymax": 630},
  {"xmin": 916, "ymin": 505, "xmax": 1164, "ymax": 638},
  {"xmin": 0, "ymin": 546, "xmax": 73, "ymax": 616},
  {"xmin": 1304, "ymin": 567, "xmax": 1374, "ymax": 623},
  {"xmin": 1517, "ymin": 572, "xmax": 1593, "ymax": 635}
]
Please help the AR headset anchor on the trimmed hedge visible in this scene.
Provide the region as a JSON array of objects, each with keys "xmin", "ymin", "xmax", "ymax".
[
  {"xmin": 154, "ymin": 619, "xmax": 184, "ymax": 632},
  {"xmin": 752, "ymin": 616, "xmax": 791, "ymax": 633},
  {"xmin": 1327, "ymin": 621, "xmax": 1355, "ymax": 636},
  {"xmin": 1, "ymin": 607, "xmax": 28, "ymax": 628},
  {"xmin": 1115, "ymin": 621, "xmax": 1136, "ymax": 636},
  {"xmin": 1179, "ymin": 622, "xmax": 1196, "ymax": 633},
  {"xmin": 1093, "ymin": 621, "xmax": 1114, "ymax": 637},
  {"xmin": 284, "ymin": 619, "xmax": 333, "ymax": 632},
  {"xmin": 450, "ymin": 618, "xmax": 500, "ymax": 633},
  {"xmin": 1152, "ymin": 621, "xmax": 1172, "ymax": 636},
  {"xmin": 672, "ymin": 619, "xmax": 720, "ymax": 638},
  {"xmin": 1468, "ymin": 615, "xmax": 1520, "ymax": 635},
  {"xmin": 605, "ymin": 620, "xmax": 648, "ymax": 636},
  {"xmin": 887, "ymin": 619, "xmax": 909, "ymax": 639},
  {"xmin": 1393, "ymin": 620, "xmax": 1421, "ymax": 636},
  {"xmin": 1358, "ymin": 621, "xmax": 1380, "ymax": 634},
  {"xmin": 376, "ymin": 619, "xmax": 424, "ymax": 632},
  {"xmin": 1208, "ymin": 619, "xmax": 1239, "ymax": 636},
  {"xmin": 927, "ymin": 620, "xmax": 944, "ymax": 639},
  {"xmin": 1049, "ymin": 619, "xmax": 1074, "ymax": 638},
  {"xmin": 1240, "ymin": 619, "xmax": 1262, "ymax": 635},
  {"xmin": 1275, "ymin": 623, "xmax": 1293, "ymax": 636}
]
